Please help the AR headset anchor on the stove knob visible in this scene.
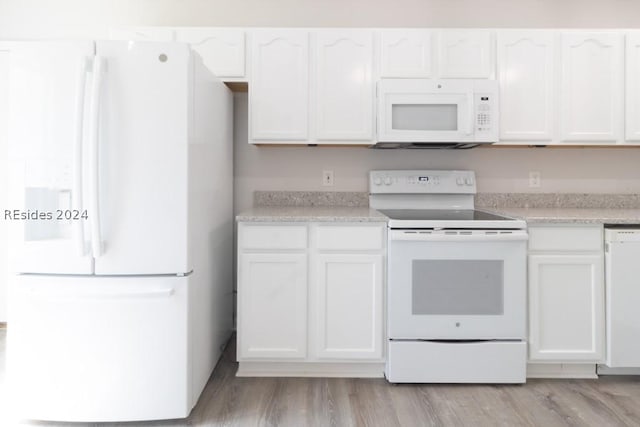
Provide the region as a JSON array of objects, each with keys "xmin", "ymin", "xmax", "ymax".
[
  {"xmin": 465, "ymin": 177, "xmax": 474, "ymax": 185},
  {"xmin": 373, "ymin": 177, "xmax": 382, "ymax": 186},
  {"xmin": 384, "ymin": 176, "xmax": 392, "ymax": 185},
  {"xmin": 456, "ymin": 177, "xmax": 464, "ymax": 186}
]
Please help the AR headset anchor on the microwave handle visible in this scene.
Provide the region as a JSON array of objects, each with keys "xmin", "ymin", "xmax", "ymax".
[{"xmin": 466, "ymin": 93, "xmax": 474, "ymax": 135}]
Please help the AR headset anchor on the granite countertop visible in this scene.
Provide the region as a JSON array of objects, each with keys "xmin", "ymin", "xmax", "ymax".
[
  {"xmin": 239, "ymin": 191, "xmax": 640, "ymax": 225},
  {"xmin": 238, "ymin": 206, "xmax": 640, "ymax": 225},
  {"xmin": 485, "ymin": 207, "xmax": 640, "ymax": 225},
  {"xmin": 236, "ymin": 206, "xmax": 388, "ymax": 222}
]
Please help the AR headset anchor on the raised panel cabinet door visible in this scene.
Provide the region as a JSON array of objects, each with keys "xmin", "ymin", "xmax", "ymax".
[
  {"xmin": 497, "ymin": 31, "xmax": 555, "ymax": 142},
  {"xmin": 250, "ymin": 30, "xmax": 309, "ymax": 142},
  {"xmin": 176, "ymin": 28, "xmax": 245, "ymax": 78},
  {"xmin": 313, "ymin": 30, "xmax": 374, "ymax": 142},
  {"xmin": 560, "ymin": 32, "xmax": 623, "ymax": 142},
  {"xmin": 379, "ymin": 30, "xmax": 432, "ymax": 78},
  {"xmin": 528, "ymin": 254, "xmax": 605, "ymax": 362},
  {"xmin": 238, "ymin": 253, "xmax": 307, "ymax": 359},
  {"xmin": 626, "ymin": 31, "xmax": 640, "ymax": 141},
  {"xmin": 437, "ymin": 30, "xmax": 494, "ymax": 79},
  {"xmin": 314, "ymin": 254, "xmax": 383, "ymax": 359}
]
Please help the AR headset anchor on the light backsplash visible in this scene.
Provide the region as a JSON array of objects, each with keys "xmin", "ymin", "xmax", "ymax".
[{"xmin": 234, "ymin": 93, "xmax": 640, "ymax": 214}]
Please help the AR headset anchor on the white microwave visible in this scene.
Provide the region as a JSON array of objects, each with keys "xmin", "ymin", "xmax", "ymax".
[{"xmin": 375, "ymin": 79, "xmax": 499, "ymax": 149}]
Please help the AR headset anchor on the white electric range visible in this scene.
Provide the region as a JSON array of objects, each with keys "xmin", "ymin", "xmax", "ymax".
[{"xmin": 370, "ymin": 170, "xmax": 528, "ymax": 384}]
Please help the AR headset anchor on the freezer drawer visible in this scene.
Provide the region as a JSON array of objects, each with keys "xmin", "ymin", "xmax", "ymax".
[{"xmin": 7, "ymin": 274, "xmax": 190, "ymax": 422}]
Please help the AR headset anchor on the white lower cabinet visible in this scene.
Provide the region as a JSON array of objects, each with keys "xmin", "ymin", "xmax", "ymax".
[
  {"xmin": 527, "ymin": 225, "xmax": 605, "ymax": 364},
  {"xmin": 237, "ymin": 252, "xmax": 307, "ymax": 359},
  {"xmin": 237, "ymin": 222, "xmax": 386, "ymax": 376},
  {"xmin": 314, "ymin": 254, "xmax": 383, "ymax": 359}
]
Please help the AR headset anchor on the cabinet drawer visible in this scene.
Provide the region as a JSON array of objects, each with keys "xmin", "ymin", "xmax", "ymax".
[
  {"xmin": 316, "ymin": 225, "xmax": 384, "ymax": 251},
  {"xmin": 241, "ymin": 225, "xmax": 307, "ymax": 250},
  {"xmin": 528, "ymin": 226, "xmax": 603, "ymax": 252}
]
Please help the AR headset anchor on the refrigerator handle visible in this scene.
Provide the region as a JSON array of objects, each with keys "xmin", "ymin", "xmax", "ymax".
[
  {"xmin": 88, "ymin": 56, "xmax": 104, "ymax": 257},
  {"xmin": 73, "ymin": 57, "xmax": 90, "ymax": 256}
]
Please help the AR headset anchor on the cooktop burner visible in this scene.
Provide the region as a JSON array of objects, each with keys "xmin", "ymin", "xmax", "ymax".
[{"xmin": 377, "ymin": 209, "xmax": 516, "ymax": 222}]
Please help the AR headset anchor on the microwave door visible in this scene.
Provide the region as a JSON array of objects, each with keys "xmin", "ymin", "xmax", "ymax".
[{"xmin": 380, "ymin": 93, "xmax": 471, "ymax": 142}]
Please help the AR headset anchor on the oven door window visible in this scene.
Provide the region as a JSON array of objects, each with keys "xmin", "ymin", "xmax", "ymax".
[{"xmin": 412, "ymin": 260, "xmax": 504, "ymax": 315}]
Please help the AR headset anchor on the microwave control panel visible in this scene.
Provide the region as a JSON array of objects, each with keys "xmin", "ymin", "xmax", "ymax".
[{"xmin": 475, "ymin": 93, "xmax": 494, "ymax": 134}]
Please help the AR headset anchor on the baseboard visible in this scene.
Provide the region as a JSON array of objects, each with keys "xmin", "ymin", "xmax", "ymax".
[
  {"xmin": 527, "ymin": 363, "xmax": 598, "ymax": 379},
  {"xmin": 237, "ymin": 361, "xmax": 385, "ymax": 378}
]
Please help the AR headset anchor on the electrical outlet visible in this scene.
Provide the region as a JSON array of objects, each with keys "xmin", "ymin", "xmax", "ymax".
[
  {"xmin": 529, "ymin": 171, "xmax": 541, "ymax": 188},
  {"xmin": 322, "ymin": 170, "xmax": 334, "ymax": 186}
]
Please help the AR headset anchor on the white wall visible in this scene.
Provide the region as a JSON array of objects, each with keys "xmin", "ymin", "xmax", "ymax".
[
  {"xmin": 3, "ymin": 0, "xmax": 640, "ymax": 322},
  {"xmin": 2, "ymin": 0, "xmax": 640, "ymax": 39}
]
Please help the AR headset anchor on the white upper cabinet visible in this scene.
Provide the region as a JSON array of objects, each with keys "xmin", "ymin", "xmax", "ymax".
[
  {"xmin": 626, "ymin": 32, "xmax": 640, "ymax": 141},
  {"xmin": 312, "ymin": 30, "xmax": 374, "ymax": 143},
  {"xmin": 175, "ymin": 28, "xmax": 245, "ymax": 79},
  {"xmin": 560, "ymin": 32, "xmax": 624, "ymax": 142},
  {"xmin": 250, "ymin": 30, "xmax": 309, "ymax": 142},
  {"xmin": 379, "ymin": 30, "xmax": 432, "ymax": 78},
  {"xmin": 436, "ymin": 30, "xmax": 494, "ymax": 79},
  {"xmin": 497, "ymin": 31, "xmax": 556, "ymax": 142}
]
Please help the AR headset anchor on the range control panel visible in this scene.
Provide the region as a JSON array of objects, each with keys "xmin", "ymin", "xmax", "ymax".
[
  {"xmin": 475, "ymin": 93, "xmax": 494, "ymax": 134},
  {"xmin": 369, "ymin": 170, "xmax": 477, "ymax": 194}
]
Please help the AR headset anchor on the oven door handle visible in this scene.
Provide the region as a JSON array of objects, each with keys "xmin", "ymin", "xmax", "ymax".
[{"xmin": 389, "ymin": 230, "xmax": 529, "ymax": 242}]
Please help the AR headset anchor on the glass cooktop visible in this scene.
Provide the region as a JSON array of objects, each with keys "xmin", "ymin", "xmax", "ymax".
[{"xmin": 377, "ymin": 209, "xmax": 516, "ymax": 222}]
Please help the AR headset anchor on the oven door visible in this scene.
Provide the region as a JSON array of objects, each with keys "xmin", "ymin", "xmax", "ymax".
[{"xmin": 388, "ymin": 229, "xmax": 527, "ymax": 340}]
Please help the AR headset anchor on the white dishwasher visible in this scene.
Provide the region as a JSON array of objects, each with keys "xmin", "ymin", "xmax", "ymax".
[{"xmin": 600, "ymin": 228, "xmax": 640, "ymax": 372}]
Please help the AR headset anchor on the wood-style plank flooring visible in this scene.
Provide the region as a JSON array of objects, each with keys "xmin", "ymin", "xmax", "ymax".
[{"xmin": 1, "ymin": 328, "xmax": 639, "ymax": 427}]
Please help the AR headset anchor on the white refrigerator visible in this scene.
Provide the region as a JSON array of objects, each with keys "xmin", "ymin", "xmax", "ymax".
[{"xmin": 5, "ymin": 40, "xmax": 234, "ymax": 422}]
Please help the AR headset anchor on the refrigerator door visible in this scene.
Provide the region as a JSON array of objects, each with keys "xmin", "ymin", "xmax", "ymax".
[
  {"xmin": 7, "ymin": 274, "xmax": 190, "ymax": 422},
  {"xmin": 7, "ymin": 42, "xmax": 95, "ymax": 274},
  {"xmin": 93, "ymin": 41, "xmax": 190, "ymax": 275}
]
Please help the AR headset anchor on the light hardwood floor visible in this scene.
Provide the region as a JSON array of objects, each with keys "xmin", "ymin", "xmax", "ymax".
[{"xmin": 1, "ymin": 328, "xmax": 639, "ymax": 427}]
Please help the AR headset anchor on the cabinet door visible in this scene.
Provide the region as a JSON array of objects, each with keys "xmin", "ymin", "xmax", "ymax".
[
  {"xmin": 560, "ymin": 32, "xmax": 623, "ymax": 142},
  {"xmin": 250, "ymin": 30, "xmax": 309, "ymax": 142},
  {"xmin": 379, "ymin": 30, "xmax": 432, "ymax": 78},
  {"xmin": 176, "ymin": 28, "xmax": 245, "ymax": 79},
  {"xmin": 313, "ymin": 30, "xmax": 374, "ymax": 143},
  {"xmin": 238, "ymin": 253, "xmax": 307, "ymax": 359},
  {"xmin": 626, "ymin": 32, "xmax": 640, "ymax": 141},
  {"xmin": 437, "ymin": 30, "xmax": 494, "ymax": 78},
  {"xmin": 497, "ymin": 31, "xmax": 555, "ymax": 142},
  {"xmin": 314, "ymin": 254, "xmax": 383, "ymax": 359},
  {"xmin": 528, "ymin": 254, "xmax": 604, "ymax": 362}
]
